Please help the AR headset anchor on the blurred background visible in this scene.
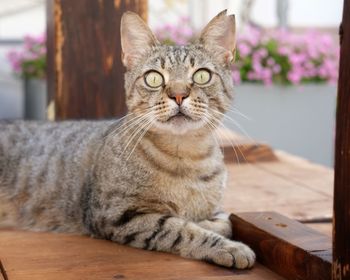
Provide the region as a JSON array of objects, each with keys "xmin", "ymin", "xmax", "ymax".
[{"xmin": 0, "ymin": 0, "xmax": 343, "ymax": 167}]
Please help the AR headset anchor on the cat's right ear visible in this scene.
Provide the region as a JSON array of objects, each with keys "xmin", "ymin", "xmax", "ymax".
[{"xmin": 121, "ymin": 11, "xmax": 159, "ymax": 69}]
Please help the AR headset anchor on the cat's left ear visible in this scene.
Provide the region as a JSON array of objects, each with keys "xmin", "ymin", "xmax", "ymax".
[
  {"xmin": 121, "ymin": 11, "xmax": 159, "ymax": 69},
  {"xmin": 199, "ymin": 10, "xmax": 236, "ymax": 65}
]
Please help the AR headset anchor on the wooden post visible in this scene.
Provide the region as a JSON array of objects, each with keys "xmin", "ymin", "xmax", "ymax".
[
  {"xmin": 46, "ymin": 0, "xmax": 148, "ymax": 120},
  {"xmin": 333, "ymin": 1, "xmax": 350, "ymax": 279}
]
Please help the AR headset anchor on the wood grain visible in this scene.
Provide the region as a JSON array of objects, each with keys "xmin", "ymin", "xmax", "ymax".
[
  {"xmin": 223, "ymin": 163, "xmax": 332, "ymax": 221},
  {"xmin": 333, "ymin": 0, "xmax": 350, "ymax": 279},
  {"xmin": 0, "ymin": 229, "xmax": 283, "ymax": 280},
  {"xmin": 306, "ymin": 223, "xmax": 332, "ymax": 237},
  {"xmin": 259, "ymin": 150, "xmax": 334, "ymax": 197},
  {"xmin": 230, "ymin": 212, "xmax": 331, "ymax": 280},
  {"xmin": 47, "ymin": 0, "xmax": 148, "ymax": 120}
]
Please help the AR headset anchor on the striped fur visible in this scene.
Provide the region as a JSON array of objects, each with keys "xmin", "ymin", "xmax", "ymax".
[{"xmin": 0, "ymin": 11, "xmax": 255, "ymax": 269}]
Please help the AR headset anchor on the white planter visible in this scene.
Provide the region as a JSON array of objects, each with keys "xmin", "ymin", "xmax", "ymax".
[
  {"xmin": 24, "ymin": 78, "xmax": 47, "ymax": 120},
  {"xmin": 225, "ymin": 84, "xmax": 337, "ymax": 167},
  {"xmin": 0, "ymin": 76, "xmax": 24, "ymax": 119}
]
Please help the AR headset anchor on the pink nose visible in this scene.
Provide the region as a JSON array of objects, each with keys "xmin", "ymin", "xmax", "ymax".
[
  {"xmin": 175, "ymin": 94, "xmax": 184, "ymax": 105},
  {"xmin": 170, "ymin": 92, "xmax": 189, "ymax": 105}
]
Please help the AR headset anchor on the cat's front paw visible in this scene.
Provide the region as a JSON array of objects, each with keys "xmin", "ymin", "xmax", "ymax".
[
  {"xmin": 197, "ymin": 219, "xmax": 232, "ymax": 238},
  {"xmin": 206, "ymin": 240, "xmax": 255, "ymax": 269}
]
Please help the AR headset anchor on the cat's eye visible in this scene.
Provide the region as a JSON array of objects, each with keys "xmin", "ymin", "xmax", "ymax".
[
  {"xmin": 144, "ymin": 71, "xmax": 164, "ymax": 88},
  {"xmin": 193, "ymin": 69, "xmax": 211, "ymax": 85}
]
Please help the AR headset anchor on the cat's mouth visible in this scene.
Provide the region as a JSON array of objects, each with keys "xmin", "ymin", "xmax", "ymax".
[{"xmin": 167, "ymin": 112, "xmax": 192, "ymax": 122}]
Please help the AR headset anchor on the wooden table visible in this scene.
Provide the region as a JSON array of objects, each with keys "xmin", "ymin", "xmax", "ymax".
[{"xmin": 0, "ymin": 133, "xmax": 333, "ymax": 280}]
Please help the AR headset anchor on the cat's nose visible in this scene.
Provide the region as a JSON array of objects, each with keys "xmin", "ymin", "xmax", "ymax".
[{"xmin": 168, "ymin": 92, "xmax": 190, "ymax": 105}]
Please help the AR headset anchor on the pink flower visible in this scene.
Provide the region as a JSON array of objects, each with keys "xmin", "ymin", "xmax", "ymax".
[
  {"xmin": 267, "ymin": 58, "xmax": 275, "ymax": 66},
  {"xmin": 6, "ymin": 32, "xmax": 46, "ymax": 78},
  {"xmin": 238, "ymin": 43, "xmax": 251, "ymax": 57},
  {"xmin": 278, "ymin": 46, "xmax": 291, "ymax": 56},
  {"xmin": 253, "ymin": 60, "xmax": 263, "ymax": 72},
  {"xmin": 247, "ymin": 71, "xmax": 256, "ymax": 80},
  {"xmin": 257, "ymin": 48, "xmax": 268, "ymax": 58},
  {"xmin": 272, "ymin": 64, "xmax": 281, "ymax": 73},
  {"xmin": 181, "ymin": 27, "xmax": 194, "ymax": 37},
  {"xmin": 288, "ymin": 71, "xmax": 302, "ymax": 84},
  {"xmin": 262, "ymin": 68, "xmax": 272, "ymax": 79},
  {"xmin": 289, "ymin": 53, "xmax": 307, "ymax": 65}
]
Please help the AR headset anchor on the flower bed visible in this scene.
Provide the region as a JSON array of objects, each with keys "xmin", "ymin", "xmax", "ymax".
[
  {"xmin": 155, "ymin": 19, "xmax": 339, "ymax": 86},
  {"xmin": 234, "ymin": 27, "xmax": 339, "ymax": 85}
]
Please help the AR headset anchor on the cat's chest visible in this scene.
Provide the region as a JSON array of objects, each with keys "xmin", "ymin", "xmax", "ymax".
[{"xmin": 150, "ymin": 171, "xmax": 226, "ymax": 221}]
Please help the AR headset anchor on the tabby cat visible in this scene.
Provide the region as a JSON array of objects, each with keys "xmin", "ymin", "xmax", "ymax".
[{"xmin": 0, "ymin": 10, "xmax": 255, "ymax": 269}]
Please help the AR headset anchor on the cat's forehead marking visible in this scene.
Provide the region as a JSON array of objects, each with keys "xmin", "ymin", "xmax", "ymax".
[
  {"xmin": 162, "ymin": 45, "xmax": 196, "ymax": 69},
  {"xmin": 146, "ymin": 45, "xmax": 214, "ymax": 77}
]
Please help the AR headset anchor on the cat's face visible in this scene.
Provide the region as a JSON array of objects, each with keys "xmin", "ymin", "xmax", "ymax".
[{"xmin": 121, "ymin": 10, "xmax": 236, "ymax": 135}]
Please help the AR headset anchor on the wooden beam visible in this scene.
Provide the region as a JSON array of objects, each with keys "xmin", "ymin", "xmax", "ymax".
[
  {"xmin": 333, "ymin": 1, "xmax": 350, "ymax": 279},
  {"xmin": 230, "ymin": 212, "xmax": 331, "ymax": 280},
  {"xmin": 47, "ymin": 0, "xmax": 148, "ymax": 120},
  {"xmin": 222, "ymin": 142, "xmax": 277, "ymax": 164}
]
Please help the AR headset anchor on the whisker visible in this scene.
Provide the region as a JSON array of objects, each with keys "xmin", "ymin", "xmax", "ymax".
[
  {"xmin": 227, "ymin": 107, "xmax": 252, "ymax": 121},
  {"xmin": 206, "ymin": 111, "xmax": 246, "ymax": 165},
  {"xmin": 107, "ymin": 113, "xmax": 143, "ymax": 139},
  {"xmin": 112, "ymin": 111, "xmax": 154, "ymax": 140},
  {"xmin": 218, "ymin": 123, "xmax": 247, "ymax": 165},
  {"xmin": 121, "ymin": 116, "xmax": 154, "ymax": 157},
  {"xmin": 202, "ymin": 114, "xmax": 230, "ymax": 157},
  {"xmin": 202, "ymin": 115, "xmax": 222, "ymax": 148},
  {"xmin": 206, "ymin": 116, "xmax": 242, "ymax": 165},
  {"xmin": 208, "ymin": 108, "xmax": 257, "ymax": 145},
  {"xmin": 211, "ymin": 111, "xmax": 248, "ymax": 164},
  {"xmin": 104, "ymin": 112, "xmax": 136, "ymax": 139},
  {"xmin": 126, "ymin": 119, "xmax": 155, "ymax": 161}
]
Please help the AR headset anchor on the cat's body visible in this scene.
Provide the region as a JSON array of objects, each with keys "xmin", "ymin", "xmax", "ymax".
[
  {"xmin": 0, "ymin": 118, "xmax": 225, "ymax": 232},
  {"xmin": 0, "ymin": 11, "xmax": 255, "ymax": 269},
  {"xmin": 0, "ymin": 120, "xmax": 108, "ymax": 231}
]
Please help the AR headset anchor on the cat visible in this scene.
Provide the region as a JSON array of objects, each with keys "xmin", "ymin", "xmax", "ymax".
[{"xmin": 0, "ymin": 10, "xmax": 255, "ymax": 269}]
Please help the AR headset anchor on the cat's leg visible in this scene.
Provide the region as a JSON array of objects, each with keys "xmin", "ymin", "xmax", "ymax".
[
  {"xmin": 100, "ymin": 211, "xmax": 255, "ymax": 269},
  {"xmin": 197, "ymin": 212, "xmax": 232, "ymax": 238}
]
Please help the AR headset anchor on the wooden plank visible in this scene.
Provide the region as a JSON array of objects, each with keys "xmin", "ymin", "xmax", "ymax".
[
  {"xmin": 217, "ymin": 128, "xmax": 278, "ymax": 164},
  {"xmin": 306, "ymin": 223, "xmax": 332, "ymax": 237},
  {"xmin": 333, "ymin": 1, "xmax": 350, "ymax": 279},
  {"xmin": 257, "ymin": 150, "xmax": 334, "ymax": 197},
  {"xmin": 230, "ymin": 212, "xmax": 331, "ymax": 280},
  {"xmin": 47, "ymin": 0, "xmax": 148, "ymax": 120},
  {"xmin": 223, "ymin": 163, "xmax": 332, "ymax": 221},
  {"xmin": 0, "ymin": 229, "xmax": 283, "ymax": 280}
]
